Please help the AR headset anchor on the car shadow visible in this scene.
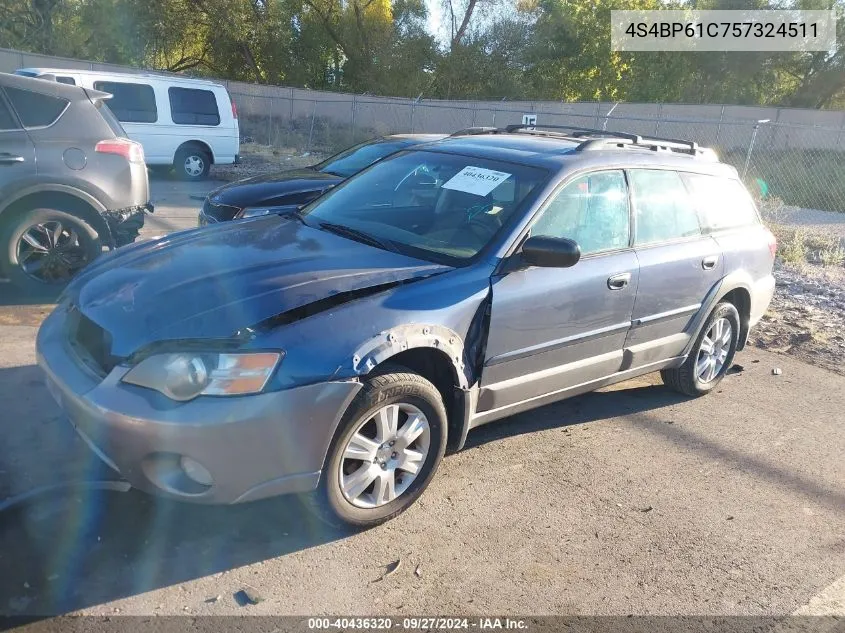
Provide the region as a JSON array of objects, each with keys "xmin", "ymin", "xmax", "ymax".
[
  {"xmin": 0, "ymin": 362, "xmax": 688, "ymax": 616},
  {"xmin": 0, "ymin": 283, "xmax": 61, "ymax": 307},
  {"xmin": 463, "ymin": 381, "xmax": 689, "ymax": 451}
]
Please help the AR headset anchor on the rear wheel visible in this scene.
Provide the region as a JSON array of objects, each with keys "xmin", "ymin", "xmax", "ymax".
[
  {"xmin": 175, "ymin": 147, "xmax": 211, "ymax": 181},
  {"xmin": 304, "ymin": 366, "xmax": 448, "ymax": 528},
  {"xmin": 0, "ymin": 208, "xmax": 101, "ymax": 294},
  {"xmin": 661, "ymin": 301, "xmax": 740, "ymax": 397}
]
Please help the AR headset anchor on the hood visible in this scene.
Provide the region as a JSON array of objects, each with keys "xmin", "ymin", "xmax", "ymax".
[
  {"xmin": 209, "ymin": 167, "xmax": 343, "ymax": 209},
  {"xmin": 70, "ymin": 216, "xmax": 448, "ymax": 357}
]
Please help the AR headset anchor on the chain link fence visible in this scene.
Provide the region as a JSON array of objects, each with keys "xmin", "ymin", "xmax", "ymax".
[
  {"xmin": 231, "ymin": 88, "xmax": 845, "ymax": 214},
  {"xmin": 1, "ymin": 46, "xmax": 843, "ymax": 213}
]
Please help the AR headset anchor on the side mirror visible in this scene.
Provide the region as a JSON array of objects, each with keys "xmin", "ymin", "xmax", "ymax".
[{"xmin": 521, "ymin": 235, "xmax": 581, "ymax": 268}]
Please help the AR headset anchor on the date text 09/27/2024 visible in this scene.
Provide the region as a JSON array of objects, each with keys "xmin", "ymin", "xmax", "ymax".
[{"xmin": 307, "ymin": 617, "xmax": 529, "ymax": 630}]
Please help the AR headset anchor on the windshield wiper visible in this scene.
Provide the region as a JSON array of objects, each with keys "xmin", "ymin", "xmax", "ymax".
[{"xmin": 316, "ymin": 222, "xmax": 400, "ymax": 253}]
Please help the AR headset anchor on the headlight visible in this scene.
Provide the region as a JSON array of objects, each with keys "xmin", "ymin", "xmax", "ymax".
[
  {"xmin": 238, "ymin": 205, "xmax": 297, "ymax": 219},
  {"xmin": 122, "ymin": 352, "xmax": 282, "ymax": 401}
]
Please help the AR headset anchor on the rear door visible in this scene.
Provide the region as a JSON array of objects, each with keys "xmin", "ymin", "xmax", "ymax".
[
  {"xmin": 623, "ymin": 169, "xmax": 724, "ymax": 368},
  {"xmin": 0, "ymin": 87, "xmax": 38, "ymax": 193},
  {"xmin": 480, "ymin": 169, "xmax": 638, "ymax": 416}
]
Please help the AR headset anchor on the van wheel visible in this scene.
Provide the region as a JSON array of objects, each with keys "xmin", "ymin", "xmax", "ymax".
[
  {"xmin": 175, "ymin": 148, "xmax": 211, "ymax": 181},
  {"xmin": 661, "ymin": 301, "xmax": 741, "ymax": 397},
  {"xmin": 303, "ymin": 365, "xmax": 447, "ymax": 529},
  {"xmin": 0, "ymin": 208, "xmax": 101, "ymax": 294}
]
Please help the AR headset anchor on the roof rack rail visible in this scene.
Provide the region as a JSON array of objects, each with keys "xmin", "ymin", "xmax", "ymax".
[
  {"xmin": 451, "ymin": 126, "xmax": 500, "ymax": 136},
  {"xmin": 504, "ymin": 123, "xmax": 713, "ymax": 158}
]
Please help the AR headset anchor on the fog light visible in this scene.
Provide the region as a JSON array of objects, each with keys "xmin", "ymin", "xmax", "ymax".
[{"xmin": 180, "ymin": 456, "xmax": 213, "ymax": 486}]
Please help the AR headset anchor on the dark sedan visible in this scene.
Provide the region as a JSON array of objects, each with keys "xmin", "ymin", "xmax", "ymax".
[{"xmin": 199, "ymin": 134, "xmax": 446, "ymax": 225}]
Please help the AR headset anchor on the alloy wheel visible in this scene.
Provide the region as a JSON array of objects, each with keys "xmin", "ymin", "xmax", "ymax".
[
  {"xmin": 338, "ymin": 403, "xmax": 431, "ymax": 509},
  {"xmin": 696, "ymin": 317, "xmax": 732, "ymax": 383},
  {"xmin": 16, "ymin": 220, "xmax": 90, "ymax": 283}
]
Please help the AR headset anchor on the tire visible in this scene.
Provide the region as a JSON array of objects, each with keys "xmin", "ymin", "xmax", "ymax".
[
  {"xmin": 0, "ymin": 208, "xmax": 101, "ymax": 294},
  {"xmin": 304, "ymin": 365, "xmax": 448, "ymax": 529},
  {"xmin": 661, "ymin": 301, "xmax": 741, "ymax": 397},
  {"xmin": 175, "ymin": 147, "xmax": 211, "ymax": 181}
]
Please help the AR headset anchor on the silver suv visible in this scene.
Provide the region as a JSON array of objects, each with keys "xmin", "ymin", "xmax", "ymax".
[
  {"xmin": 37, "ymin": 126, "xmax": 776, "ymax": 527},
  {"xmin": 0, "ymin": 72, "xmax": 151, "ymax": 293}
]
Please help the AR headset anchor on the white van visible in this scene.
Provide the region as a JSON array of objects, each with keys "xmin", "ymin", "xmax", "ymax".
[{"xmin": 15, "ymin": 68, "xmax": 240, "ymax": 180}]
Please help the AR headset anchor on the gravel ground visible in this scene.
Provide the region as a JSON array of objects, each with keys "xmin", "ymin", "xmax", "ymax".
[
  {"xmin": 751, "ymin": 263, "xmax": 845, "ymax": 376},
  {"xmin": 212, "ymin": 143, "xmax": 327, "ymax": 181},
  {"xmin": 768, "ymin": 205, "xmax": 845, "ymax": 240}
]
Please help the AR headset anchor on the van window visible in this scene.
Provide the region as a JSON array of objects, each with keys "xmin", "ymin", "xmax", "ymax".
[
  {"xmin": 93, "ymin": 81, "xmax": 157, "ymax": 123},
  {"xmin": 168, "ymin": 87, "xmax": 220, "ymax": 126},
  {"xmin": 629, "ymin": 169, "xmax": 700, "ymax": 245},
  {"xmin": 4, "ymin": 87, "xmax": 68, "ymax": 128},
  {"xmin": 531, "ymin": 170, "xmax": 630, "ymax": 255},
  {"xmin": 682, "ymin": 173, "xmax": 760, "ymax": 231},
  {"xmin": 56, "ymin": 76, "xmax": 76, "ymax": 86}
]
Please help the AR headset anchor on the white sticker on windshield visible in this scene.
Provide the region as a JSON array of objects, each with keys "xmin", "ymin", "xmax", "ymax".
[{"xmin": 442, "ymin": 166, "xmax": 512, "ymax": 197}]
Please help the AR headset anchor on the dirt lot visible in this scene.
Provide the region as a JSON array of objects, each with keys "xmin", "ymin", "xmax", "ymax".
[{"xmin": 1, "ymin": 163, "xmax": 844, "ymax": 620}]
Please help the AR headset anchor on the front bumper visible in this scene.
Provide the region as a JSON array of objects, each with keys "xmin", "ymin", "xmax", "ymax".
[{"xmin": 36, "ymin": 306, "xmax": 362, "ymax": 504}]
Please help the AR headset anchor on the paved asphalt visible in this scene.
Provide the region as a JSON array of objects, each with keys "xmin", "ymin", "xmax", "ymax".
[{"xmin": 0, "ymin": 175, "xmax": 843, "ymax": 619}]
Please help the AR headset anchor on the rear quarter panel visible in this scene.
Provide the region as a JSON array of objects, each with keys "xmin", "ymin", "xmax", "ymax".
[{"xmin": 711, "ymin": 224, "xmax": 776, "ymax": 326}]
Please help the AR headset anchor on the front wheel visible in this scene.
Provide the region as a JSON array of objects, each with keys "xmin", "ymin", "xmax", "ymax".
[
  {"xmin": 305, "ymin": 366, "xmax": 448, "ymax": 528},
  {"xmin": 661, "ymin": 301, "xmax": 740, "ymax": 397}
]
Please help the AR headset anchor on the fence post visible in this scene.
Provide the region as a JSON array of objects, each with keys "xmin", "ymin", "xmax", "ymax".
[
  {"xmin": 654, "ymin": 103, "xmax": 662, "ymax": 135},
  {"xmin": 307, "ymin": 100, "xmax": 317, "ymax": 153},
  {"xmin": 289, "ymin": 87, "xmax": 294, "ymax": 131},
  {"xmin": 716, "ymin": 104, "xmax": 725, "ymax": 147},
  {"xmin": 743, "ymin": 123, "xmax": 761, "ymax": 179},
  {"xmin": 351, "ymin": 95, "xmax": 357, "ymax": 141},
  {"xmin": 410, "ymin": 101, "xmax": 415, "ymax": 133},
  {"xmin": 268, "ymin": 95, "xmax": 273, "ymax": 146}
]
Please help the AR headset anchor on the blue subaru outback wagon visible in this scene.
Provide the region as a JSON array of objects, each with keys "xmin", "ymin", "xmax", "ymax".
[{"xmin": 37, "ymin": 126, "xmax": 776, "ymax": 527}]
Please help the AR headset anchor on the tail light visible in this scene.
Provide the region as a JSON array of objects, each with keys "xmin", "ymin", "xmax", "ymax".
[
  {"xmin": 95, "ymin": 138, "xmax": 144, "ymax": 164},
  {"xmin": 231, "ymin": 99, "xmax": 238, "ymax": 119},
  {"xmin": 764, "ymin": 227, "xmax": 777, "ymax": 258}
]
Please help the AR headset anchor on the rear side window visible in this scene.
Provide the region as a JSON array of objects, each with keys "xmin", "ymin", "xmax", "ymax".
[
  {"xmin": 93, "ymin": 81, "xmax": 157, "ymax": 123},
  {"xmin": 682, "ymin": 173, "xmax": 759, "ymax": 231},
  {"xmin": 629, "ymin": 169, "xmax": 700, "ymax": 245},
  {"xmin": 4, "ymin": 87, "xmax": 68, "ymax": 128},
  {"xmin": 0, "ymin": 97, "xmax": 20, "ymax": 130},
  {"xmin": 168, "ymin": 87, "xmax": 220, "ymax": 126},
  {"xmin": 56, "ymin": 76, "xmax": 76, "ymax": 86}
]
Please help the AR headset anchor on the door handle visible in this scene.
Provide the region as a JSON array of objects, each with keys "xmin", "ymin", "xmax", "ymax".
[
  {"xmin": 0, "ymin": 153, "xmax": 24, "ymax": 164},
  {"xmin": 702, "ymin": 255, "xmax": 719, "ymax": 270},
  {"xmin": 607, "ymin": 272, "xmax": 631, "ymax": 290}
]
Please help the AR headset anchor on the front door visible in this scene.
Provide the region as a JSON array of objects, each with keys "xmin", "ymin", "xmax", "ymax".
[{"xmin": 479, "ymin": 169, "xmax": 638, "ymax": 417}]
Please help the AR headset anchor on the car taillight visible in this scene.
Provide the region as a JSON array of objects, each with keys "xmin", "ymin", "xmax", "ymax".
[
  {"xmin": 231, "ymin": 100, "xmax": 238, "ymax": 119},
  {"xmin": 765, "ymin": 227, "xmax": 777, "ymax": 258},
  {"xmin": 95, "ymin": 138, "xmax": 144, "ymax": 163}
]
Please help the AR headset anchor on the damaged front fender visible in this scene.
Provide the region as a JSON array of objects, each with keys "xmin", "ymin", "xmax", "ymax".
[{"xmin": 351, "ymin": 324, "xmax": 471, "ymax": 388}]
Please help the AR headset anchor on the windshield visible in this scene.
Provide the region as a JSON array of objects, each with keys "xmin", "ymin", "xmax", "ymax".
[
  {"xmin": 317, "ymin": 138, "xmax": 413, "ymax": 178},
  {"xmin": 302, "ymin": 150, "xmax": 548, "ymax": 263}
]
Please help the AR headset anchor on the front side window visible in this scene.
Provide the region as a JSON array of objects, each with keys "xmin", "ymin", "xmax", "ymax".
[
  {"xmin": 4, "ymin": 87, "xmax": 67, "ymax": 128},
  {"xmin": 93, "ymin": 81, "xmax": 157, "ymax": 123},
  {"xmin": 629, "ymin": 169, "xmax": 700, "ymax": 245},
  {"xmin": 301, "ymin": 151, "xmax": 548, "ymax": 263},
  {"xmin": 168, "ymin": 87, "xmax": 220, "ymax": 126},
  {"xmin": 682, "ymin": 173, "xmax": 759, "ymax": 231},
  {"xmin": 530, "ymin": 170, "xmax": 630, "ymax": 255},
  {"xmin": 318, "ymin": 139, "xmax": 411, "ymax": 178}
]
